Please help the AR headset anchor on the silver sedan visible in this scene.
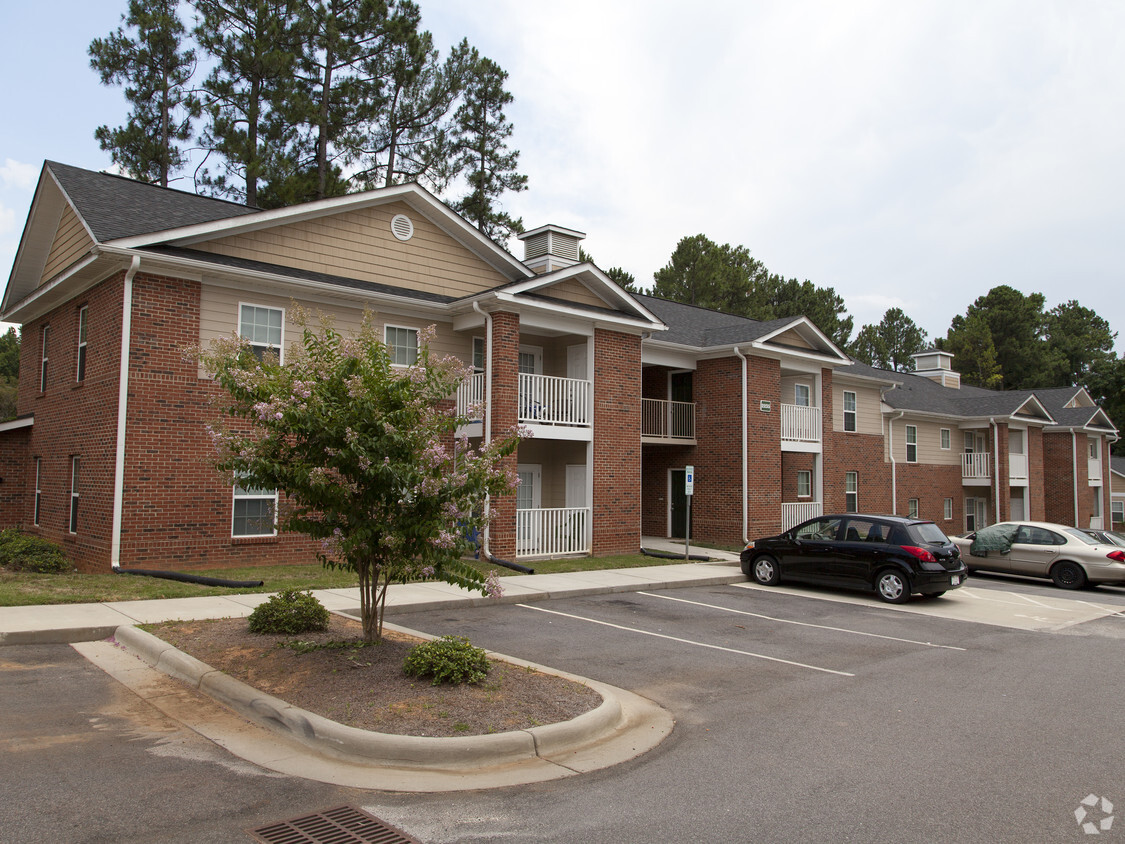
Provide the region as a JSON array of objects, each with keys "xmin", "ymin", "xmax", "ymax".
[{"xmin": 953, "ymin": 521, "xmax": 1125, "ymax": 589}]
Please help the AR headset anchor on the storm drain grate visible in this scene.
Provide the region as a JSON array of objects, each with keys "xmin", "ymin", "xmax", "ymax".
[{"xmin": 247, "ymin": 804, "xmax": 421, "ymax": 844}]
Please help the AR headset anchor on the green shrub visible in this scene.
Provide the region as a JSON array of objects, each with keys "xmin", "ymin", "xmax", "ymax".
[
  {"xmin": 247, "ymin": 589, "xmax": 330, "ymax": 635},
  {"xmin": 0, "ymin": 528, "xmax": 71, "ymax": 574},
  {"xmin": 403, "ymin": 635, "xmax": 490, "ymax": 686}
]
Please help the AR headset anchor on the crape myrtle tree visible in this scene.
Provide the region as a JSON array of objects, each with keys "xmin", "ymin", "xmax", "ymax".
[{"xmin": 196, "ymin": 309, "xmax": 522, "ymax": 642}]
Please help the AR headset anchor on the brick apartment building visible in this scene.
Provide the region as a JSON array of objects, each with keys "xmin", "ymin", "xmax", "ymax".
[{"xmin": 0, "ymin": 162, "xmax": 1118, "ymax": 573}]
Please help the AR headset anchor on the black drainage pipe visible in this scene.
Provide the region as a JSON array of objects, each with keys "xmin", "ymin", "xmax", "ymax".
[
  {"xmin": 640, "ymin": 547, "xmax": 712, "ymax": 562},
  {"xmin": 482, "ymin": 555, "xmax": 534, "ymax": 575},
  {"xmin": 115, "ymin": 568, "xmax": 264, "ymax": 588}
]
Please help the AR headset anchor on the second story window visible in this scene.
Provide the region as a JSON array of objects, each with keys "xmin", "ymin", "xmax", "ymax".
[
  {"xmin": 794, "ymin": 384, "xmax": 810, "ymax": 407},
  {"xmin": 1089, "ymin": 437, "xmax": 1100, "ymax": 460},
  {"xmin": 239, "ymin": 304, "xmax": 283, "ymax": 361},
  {"xmin": 472, "ymin": 337, "xmax": 485, "ymax": 373},
  {"xmin": 40, "ymin": 325, "xmax": 49, "ymax": 392},
  {"xmin": 76, "ymin": 306, "xmax": 88, "ymax": 382},
  {"xmin": 385, "ymin": 325, "xmax": 418, "ymax": 366},
  {"xmin": 843, "ymin": 390, "xmax": 856, "ymax": 432},
  {"xmin": 940, "ymin": 428, "xmax": 951, "ymax": 450},
  {"xmin": 905, "ymin": 425, "xmax": 918, "ymax": 463}
]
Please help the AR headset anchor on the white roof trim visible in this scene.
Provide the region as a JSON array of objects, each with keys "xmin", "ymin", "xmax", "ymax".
[
  {"xmin": 753, "ymin": 317, "xmax": 852, "ymax": 363},
  {"xmin": 0, "ymin": 416, "xmax": 33, "ymax": 433},
  {"xmin": 502, "ymin": 263, "xmax": 665, "ymax": 328}
]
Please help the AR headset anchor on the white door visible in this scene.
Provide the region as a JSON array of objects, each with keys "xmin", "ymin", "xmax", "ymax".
[
  {"xmin": 519, "ymin": 346, "xmax": 544, "ymax": 420},
  {"xmin": 517, "ymin": 464, "xmax": 541, "ymax": 554},
  {"xmin": 1010, "ymin": 488, "xmax": 1026, "ymax": 521},
  {"xmin": 565, "ymin": 464, "xmax": 588, "ymax": 552},
  {"xmin": 566, "ymin": 344, "xmax": 587, "ymax": 380}
]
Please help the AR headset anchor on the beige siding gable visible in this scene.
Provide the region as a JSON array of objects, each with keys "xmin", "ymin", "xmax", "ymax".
[
  {"xmin": 533, "ymin": 277, "xmax": 615, "ymax": 311},
  {"xmin": 191, "ymin": 201, "xmax": 509, "ymax": 298},
  {"xmin": 40, "ymin": 203, "xmax": 93, "ymax": 285},
  {"xmin": 770, "ymin": 328, "xmax": 815, "ymax": 350}
]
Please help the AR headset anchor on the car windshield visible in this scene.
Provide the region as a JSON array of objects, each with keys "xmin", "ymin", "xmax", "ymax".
[
  {"xmin": 910, "ymin": 522, "xmax": 951, "ymax": 545},
  {"xmin": 1066, "ymin": 529, "xmax": 1099, "ymax": 545}
]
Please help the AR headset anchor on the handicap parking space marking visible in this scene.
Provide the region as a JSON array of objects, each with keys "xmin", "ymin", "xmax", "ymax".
[
  {"xmin": 636, "ymin": 591, "xmax": 967, "ymax": 651},
  {"xmin": 516, "ymin": 603, "xmax": 855, "ymax": 677}
]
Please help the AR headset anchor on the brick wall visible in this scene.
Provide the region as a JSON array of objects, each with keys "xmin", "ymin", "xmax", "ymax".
[
  {"xmin": 1043, "ymin": 431, "xmax": 1079, "ymax": 525},
  {"xmin": 0, "ymin": 427, "xmax": 31, "ymax": 525},
  {"xmin": 1028, "ymin": 427, "xmax": 1045, "ymax": 520},
  {"xmin": 591, "ymin": 328, "xmax": 641, "ymax": 555}
]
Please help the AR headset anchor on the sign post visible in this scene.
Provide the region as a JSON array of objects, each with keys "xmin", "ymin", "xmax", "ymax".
[{"xmin": 684, "ymin": 465, "xmax": 694, "ymax": 561}]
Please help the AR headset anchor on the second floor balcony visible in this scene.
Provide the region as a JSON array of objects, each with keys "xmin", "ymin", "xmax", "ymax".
[
  {"xmin": 455, "ymin": 372, "xmax": 592, "ymax": 432},
  {"xmin": 781, "ymin": 403, "xmax": 821, "ymax": 446},
  {"xmin": 642, "ymin": 398, "xmax": 696, "ymax": 444},
  {"xmin": 963, "ymin": 452, "xmax": 991, "ymax": 484}
]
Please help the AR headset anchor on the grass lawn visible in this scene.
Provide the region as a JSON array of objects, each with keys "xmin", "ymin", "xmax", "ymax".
[{"xmin": 0, "ymin": 551, "xmax": 702, "ymax": 607}]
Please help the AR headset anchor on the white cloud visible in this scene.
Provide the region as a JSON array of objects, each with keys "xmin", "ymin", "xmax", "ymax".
[{"xmin": 0, "ymin": 159, "xmax": 37, "ymax": 192}]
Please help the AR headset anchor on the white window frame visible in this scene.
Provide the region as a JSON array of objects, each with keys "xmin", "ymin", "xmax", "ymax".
[
  {"xmin": 1089, "ymin": 437, "xmax": 1099, "ymax": 460},
  {"xmin": 845, "ymin": 471, "xmax": 858, "ymax": 513},
  {"xmin": 908, "ymin": 498, "xmax": 919, "ymax": 519},
  {"xmin": 794, "ymin": 384, "xmax": 811, "ymax": 407},
  {"xmin": 76, "ymin": 306, "xmax": 88, "ymax": 383},
  {"xmin": 33, "ymin": 457, "xmax": 42, "ymax": 527},
  {"xmin": 940, "ymin": 428, "xmax": 951, "ymax": 450},
  {"xmin": 69, "ymin": 456, "xmax": 80, "ymax": 535},
  {"xmin": 1092, "ymin": 487, "xmax": 1102, "ymax": 519},
  {"xmin": 40, "ymin": 324, "xmax": 49, "ymax": 392},
  {"xmin": 905, "ymin": 425, "xmax": 918, "ymax": 463},
  {"xmin": 944, "ymin": 498, "xmax": 953, "ymax": 520},
  {"xmin": 239, "ymin": 303, "xmax": 284, "ymax": 362},
  {"xmin": 843, "ymin": 390, "xmax": 857, "ymax": 432},
  {"xmin": 385, "ymin": 324, "xmax": 419, "ymax": 367},
  {"xmin": 1112, "ymin": 499, "xmax": 1124, "ymax": 524},
  {"xmin": 472, "ymin": 336, "xmax": 485, "ymax": 373},
  {"xmin": 232, "ymin": 483, "xmax": 278, "ymax": 538},
  {"xmin": 797, "ymin": 470, "xmax": 811, "ymax": 498}
]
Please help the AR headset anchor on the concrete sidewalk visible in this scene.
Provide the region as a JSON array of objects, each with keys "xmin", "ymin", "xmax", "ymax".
[{"xmin": 0, "ymin": 553, "xmax": 744, "ymax": 646}]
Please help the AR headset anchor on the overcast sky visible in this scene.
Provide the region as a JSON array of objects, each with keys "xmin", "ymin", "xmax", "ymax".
[{"xmin": 3, "ymin": 0, "xmax": 1124, "ymax": 352}]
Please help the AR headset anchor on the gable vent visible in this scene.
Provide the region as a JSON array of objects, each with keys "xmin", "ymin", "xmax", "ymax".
[{"xmin": 390, "ymin": 214, "xmax": 414, "ymax": 241}]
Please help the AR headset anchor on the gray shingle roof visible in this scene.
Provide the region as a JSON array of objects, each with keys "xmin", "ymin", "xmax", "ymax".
[
  {"xmin": 48, "ymin": 161, "xmax": 257, "ymax": 242},
  {"xmin": 636, "ymin": 294, "xmax": 802, "ymax": 347}
]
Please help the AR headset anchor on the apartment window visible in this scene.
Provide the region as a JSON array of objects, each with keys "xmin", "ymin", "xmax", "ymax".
[
  {"xmin": 964, "ymin": 431, "xmax": 976, "ymax": 453},
  {"xmin": 797, "ymin": 470, "xmax": 811, "ymax": 498},
  {"xmin": 33, "ymin": 458, "xmax": 42, "ymax": 527},
  {"xmin": 1089, "ymin": 437, "xmax": 1099, "ymax": 460},
  {"xmin": 905, "ymin": 425, "xmax": 918, "ymax": 463},
  {"xmin": 40, "ymin": 324, "xmax": 49, "ymax": 392},
  {"xmin": 472, "ymin": 337, "xmax": 485, "ymax": 373},
  {"xmin": 76, "ymin": 306, "xmax": 88, "ymax": 382},
  {"xmin": 239, "ymin": 304, "xmax": 283, "ymax": 361},
  {"xmin": 845, "ymin": 472, "xmax": 858, "ymax": 513},
  {"xmin": 1112, "ymin": 500, "xmax": 1124, "ymax": 524},
  {"xmin": 965, "ymin": 497, "xmax": 986, "ymax": 532},
  {"xmin": 69, "ymin": 457, "xmax": 80, "ymax": 534},
  {"xmin": 940, "ymin": 428, "xmax": 951, "ymax": 450},
  {"xmin": 794, "ymin": 384, "xmax": 810, "ymax": 407},
  {"xmin": 385, "ymin": 325, "xmax": 418, "ymax": 366},
  {"xmin": 843, "ymin": 390, "xmax": 857, "ymax": 432},
  {"xmin": 908, "ymin": 498, "xmax": 919, "ymax": 519},
  {"xmin": 232, "ymin": 483, "xmax": 277, "ymax": 537},
  {"xmin": 944, "ymin": 498, "xmax": 953, "ymax": 520}
]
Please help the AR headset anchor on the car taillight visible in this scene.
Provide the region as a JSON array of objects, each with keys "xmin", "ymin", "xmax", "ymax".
[
  {"xmin": 1107, "ymin": 550, "xmax": 1125, "ymax": 563},
  {"xmin": 901, "ymin": 545, "xmax": 937, "ymax": 563}
]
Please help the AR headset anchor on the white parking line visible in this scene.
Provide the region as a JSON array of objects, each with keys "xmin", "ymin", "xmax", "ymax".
[
  {"xmin": 637, "ymin": 591, "xmax": 966, "ymax": 651},
  {"xmin": 516, "ymin": 603, "xmax": 855, "ymax": 677},
  {"xmin": 1076, "ymin": 600, "xmax": 1125, "ymax": 619}
]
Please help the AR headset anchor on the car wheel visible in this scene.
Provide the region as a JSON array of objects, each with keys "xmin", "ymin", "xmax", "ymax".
[
  {"xmin": 875, "ymin": 569, "xmax": 910, "ymax": 604},
  {"xmin": 1050, "ymin": 560, "xmax": 1087, "ymax": 590},
  {"xmin": 751, "ymin": 554, "xmax": 781, "ymax": 586}
]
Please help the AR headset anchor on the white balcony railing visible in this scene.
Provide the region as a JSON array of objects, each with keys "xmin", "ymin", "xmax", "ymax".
[
  {"xmin": 641, "ymin": 398, "xmax": 696, "ymax": 441},
  {"xmin": 1009, "ymin": 453, "xmax": 1028, "ymax": 481},
  {"xmin": 962, "ymin": 452, "xmax": 991, "ymax": 480},
  {"xmin": 456, "ymin": 373, "xmax": 485, "ymax": 421},
  {"xmin": 516, "ymin": 507, "xmax": 589, "ymax": 557},
  {"xmin": 782, "ymin": 501, "xmax": 822, "ymax": 532},
  {"xmin": 519, "ymin": 373, "xmax": 591, "ymax": 427},
  {"xmin": 781, "ymin": 404, "xmax": 821, "ymax": 443}
]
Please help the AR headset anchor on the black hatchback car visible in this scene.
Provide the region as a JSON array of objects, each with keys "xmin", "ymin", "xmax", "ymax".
[{"xmin": 741, "ymin": 514, "xmax": 967, "ymax": 603}]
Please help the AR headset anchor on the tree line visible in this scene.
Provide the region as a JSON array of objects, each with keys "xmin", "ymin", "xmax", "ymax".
[
  {"xmin": 89, "ymin": 0, "xmax": 527, "ymax": 240},
  {"xmin": 644, "ymin": 234, "xmax": 1124, "ymax": 443}
]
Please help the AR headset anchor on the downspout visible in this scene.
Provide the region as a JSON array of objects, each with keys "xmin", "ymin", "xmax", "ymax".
[
  {"xmin": 991, "ymin": 418, "xmax": 1001, "ymax": 524},
  {"xmin": 888, "ymin": 410, "xmax": 904, "ymax": 514},
  {"xmin": 472, "ymin": 302, "xmax": 494, "ymax": 559},
  {"xmin": 111, "ymin": 255, "xmax": 140, "ymax": 569},
  {"xmin": 1072, "ymin": 430, "xmax": 1080, "ymax": 527},
  {"xmin": 733, "ymin": 346, "xmax": 748, "ymax": 542}
]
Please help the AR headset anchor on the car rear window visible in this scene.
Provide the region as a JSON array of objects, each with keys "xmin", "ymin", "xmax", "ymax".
[
  {"xmin": 908, "ymin": 522, "xmax": 951, "ymax": 545},
  {"xmin": 1065, "ymin": 529, "xmax": 1098, "ymax": 545}
]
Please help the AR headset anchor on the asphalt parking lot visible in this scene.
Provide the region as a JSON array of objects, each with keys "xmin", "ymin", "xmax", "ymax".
[{"xmin": 4, "ymin": 577, "xmax": 1124, "ymax": 843}]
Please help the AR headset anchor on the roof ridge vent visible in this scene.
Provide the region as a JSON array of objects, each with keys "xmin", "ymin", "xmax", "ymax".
[{"xmin": 517, "ymin": 224, "xmax": 585, "ymax": 274}]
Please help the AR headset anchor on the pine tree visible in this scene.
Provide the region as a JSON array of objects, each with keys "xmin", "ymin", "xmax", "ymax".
[
  {"xmin": 194, "ymin": 0, "xmax": 303, "ymax": 206},
  {"xmin": 449, "ymin": 51, "xmax": 527, "ymax": 241},
  {"xmin": 89, "ymin": 0, "xmax": 199, "ymax": 187}
]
